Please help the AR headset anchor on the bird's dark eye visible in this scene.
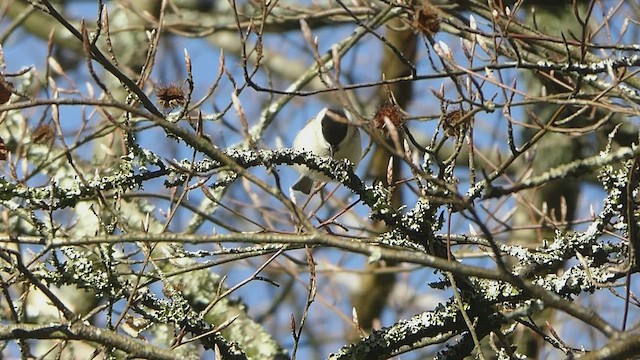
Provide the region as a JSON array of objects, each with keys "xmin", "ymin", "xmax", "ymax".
[{"xmin": 321, "ymin": 109, "xmax": 348, "ymax": 148}]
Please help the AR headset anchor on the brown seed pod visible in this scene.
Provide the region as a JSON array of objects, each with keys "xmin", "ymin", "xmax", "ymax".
[
  {"xmin": 441, "ymin": 109, "xmax": 471, "ymax": 137},
  {"xmin": 156, "ymin": 83, "xmax": 186, "ymax": 109},
  {"xmin": 0, "ymin": 137, "xmax": 6, "ymax": 161},
  {"xmin": 413, "ymin": 2, "xmax": 440, "ymax": 36},
  {"xmin": 0, "ymin": 80, "xmax": 11, "ymax": 105},
  {"xmin": 32, "ymin": 123, "xmax": 55, "ymax": 145},
  {"xmin": 373, "ymin": 102, "xmax": 405, "ymax": 136}
]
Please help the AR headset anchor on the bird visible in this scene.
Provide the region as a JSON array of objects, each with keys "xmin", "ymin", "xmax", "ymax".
[{"xmin": 292, "ymin": 107, "xmax": 362, "ymax": 194}]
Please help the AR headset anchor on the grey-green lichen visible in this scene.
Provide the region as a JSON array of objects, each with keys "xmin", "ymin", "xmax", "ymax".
[
  {"xmin": 33, "ymin": 245, "xmax": 249, "ymax": 358},
  {"xmin": 329, "ymin": 303, "xmax": 458, "ymax": 359}
]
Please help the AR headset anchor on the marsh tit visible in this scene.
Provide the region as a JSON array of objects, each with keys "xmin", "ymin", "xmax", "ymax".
[{"xmin": 292, "ymin": 107, "xmax": 362, "ymax": 194}]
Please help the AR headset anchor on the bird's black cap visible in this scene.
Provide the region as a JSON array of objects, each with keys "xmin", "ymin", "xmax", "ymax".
[{"xmin": 321, "ymin": 109, "xmax": 349, "ymax": 150}]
